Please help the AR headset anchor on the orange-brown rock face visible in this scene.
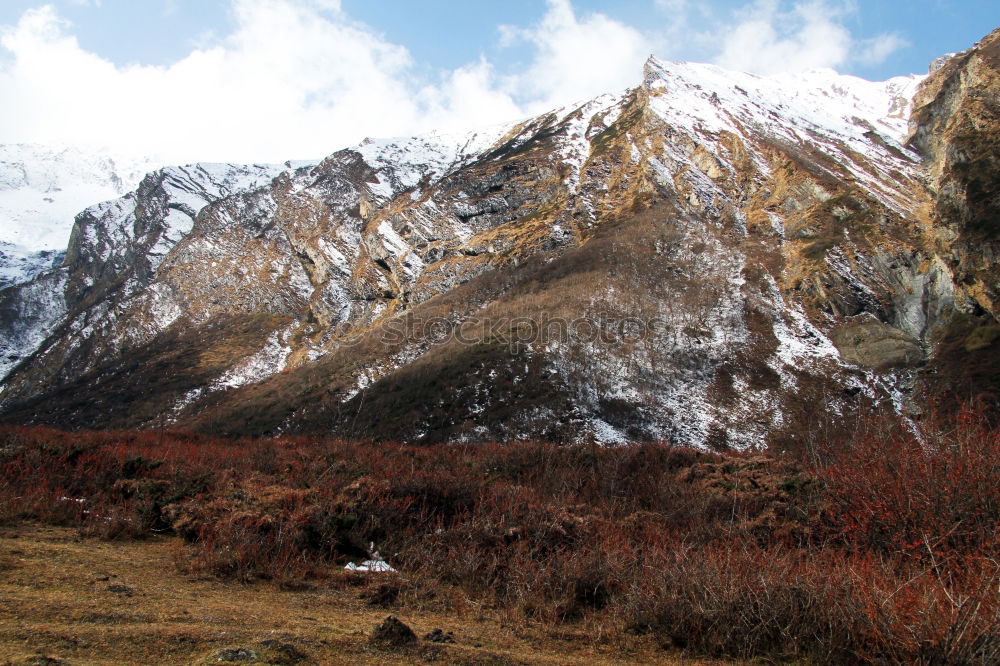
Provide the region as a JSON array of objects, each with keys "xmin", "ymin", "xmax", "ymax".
[
  {"xmin": 1, "ymin": 31, "xmax": 998, "ymax": 445},
  {"xmin": 906, "ymin": 27, "xmax": 1000, "ymax": 405}
]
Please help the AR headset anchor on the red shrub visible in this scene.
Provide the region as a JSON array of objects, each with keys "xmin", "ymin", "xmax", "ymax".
[
  {"xmin": 1, "ymin": 405, "xmax": 997, "ymax": 663},
  {"xmin": 815, "ymin": 402, "xmax": 1000, "ymax": 557}
]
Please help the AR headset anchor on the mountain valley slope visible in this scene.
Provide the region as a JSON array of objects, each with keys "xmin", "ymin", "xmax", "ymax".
[{"xmin": 1, "ymin": 28, "xmax": 998, "ymax": 447}]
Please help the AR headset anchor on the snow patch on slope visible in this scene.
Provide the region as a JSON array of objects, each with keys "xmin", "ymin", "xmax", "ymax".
[
  {"xmin": 642, "ymin": 59, "xmax": 925, "ymax": 217},
  {"xmin": 355, "ymin": 124, "xmax": 516, "ymax": 199},
  {"xmin": 644, "ymin": 59, "xmax": 923, "ymax": 144},
  {"xmin": 0, "ymin": 268, "xmax": 69, "ymax": 382},
  {"xmin": 213, "ymin": 328, "xmax": 293, "ymax": 391},
  {"xmin": 0, "ymin": 145, "xmax": 158, "ymax": 287},
  {"xmin": 555, "ymin": 93, "xmax": 626, "ymax": 192}
]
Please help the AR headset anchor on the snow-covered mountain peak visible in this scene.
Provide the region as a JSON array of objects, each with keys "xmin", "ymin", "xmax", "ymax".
[
  {"xmin": 0, "ymin": 144, "xmax": 161, "ymax": 287},
  {"xmin": 351, "ymin": 123, "xmax": 523, "ymax": 200},
  {"xmin": 642, "ymin": 56, "xmax": 924, "ymax": 143}
]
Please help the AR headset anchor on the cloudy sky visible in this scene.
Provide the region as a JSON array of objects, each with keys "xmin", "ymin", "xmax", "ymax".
[{"xmin": 0, "ymin": 0, "xmax": 996, "ymax": 164}]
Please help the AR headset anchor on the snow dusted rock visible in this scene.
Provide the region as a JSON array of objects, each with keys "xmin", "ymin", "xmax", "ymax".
[
  {"xmin": 0, "ymin": 161, "xmax": 297, "ymax": 390},
  {"xmin": 2, "ymin": 34, "xmax": 998, "ymax": 446},
  {"xmin": 0, "ymin": 145, "xmax": 156, "ymax": 288},
  {"xmin": 0, "ymin": 268, "xmax": 68, "ymax": 381}
]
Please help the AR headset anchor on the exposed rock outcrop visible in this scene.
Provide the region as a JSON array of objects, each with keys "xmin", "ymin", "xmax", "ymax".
[{"xmin": 907, "ymin": 27, "xmax": 1000, "ymax": 405}]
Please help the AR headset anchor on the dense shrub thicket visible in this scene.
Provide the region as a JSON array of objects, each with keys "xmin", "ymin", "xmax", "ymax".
[{"xmin": 1, "ymin": 403, "xmax": 996, "ymax": 664}]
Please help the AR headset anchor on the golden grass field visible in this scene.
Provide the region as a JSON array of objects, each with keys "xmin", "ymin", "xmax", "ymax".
[{"xmin": 0, "ymin": 523, "xmax": 726, "ymax": 666}]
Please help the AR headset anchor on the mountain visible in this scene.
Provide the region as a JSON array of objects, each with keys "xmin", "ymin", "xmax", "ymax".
[
  {"xmin": 0, "ymin": 145, "xmax": 157, "ymax": 288},
  {"xmin": 1, "ymin": 28, "xmax": 998, "ymax": 447}
]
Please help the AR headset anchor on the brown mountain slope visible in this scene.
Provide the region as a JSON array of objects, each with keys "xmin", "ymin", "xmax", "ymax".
[{"xmin": 1, "ymin": 32, "xmax": 998, "ymax": 444}]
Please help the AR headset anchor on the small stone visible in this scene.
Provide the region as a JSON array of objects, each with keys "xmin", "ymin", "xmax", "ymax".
[
  {"xmin": 423, "ymin": 628, "xmax": 455, "ymax": 643},
  {"xmin": 212, "ymin": 647, "xmax": 258, "ymax": 662},
  {"xmin": 257, "ymin": 640, "xmax": 307, "ymax": 664},
  {"xmin": 105, "ymin": 583, "xmax": 134, "ymax": 596},
  {"xmin": 369, "ymin": 615, "xmax": 417, "ymax": 648}
]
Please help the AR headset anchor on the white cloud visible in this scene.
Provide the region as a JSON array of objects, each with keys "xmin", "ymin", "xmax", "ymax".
[
  {"xmin": 418, "ymin": 59, "xmax": 524, "ymax": 132},
  {"xmin": 500, "ymin": 0, "xmax": 655, "ymax": 111},
  {"xmin": 0, "ymin": 0, "xmax": 525, "ymax": 164},
  {"xmin": 0, "ymin": 0, "xmax": 659, "ymax": 164},
  {"xmin": 713, "ymin": 1, "xmax": 906, "ymax": 75},
  {"xmin": 857, "ymin": 33, "xmax": 910, "ymax": 66},
  {"xmin": 1, "ymin": 0, "xmax": 641, "ymax": 164},
  {"xmin": 0, "ymin": 0, "xmax": 909, "ymax": 166}
]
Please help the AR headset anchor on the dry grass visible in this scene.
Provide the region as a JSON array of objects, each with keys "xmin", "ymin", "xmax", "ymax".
[{"xmin": 0, "ymin": 523, "xmax": 718, "ymax": 666}]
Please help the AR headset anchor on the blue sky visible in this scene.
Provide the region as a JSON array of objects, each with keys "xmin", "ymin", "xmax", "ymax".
[
  {"xmin": 2, "ymin": 0, "xmax": 995, "ymax": 78},
  {"xmin": 343, "ymin": 0, "xmax": 998, "ymax": 81},
  {"xmin": 0, "ymin": 0, "xmax": 996, "ymax": 163}
]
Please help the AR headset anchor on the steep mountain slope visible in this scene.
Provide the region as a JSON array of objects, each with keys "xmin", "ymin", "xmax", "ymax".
[
  {"xmin": 906, "ymin": 31, "xmax": 1000, "ymax": 404},
  {"xmin": 0, "ymin": 162, "xmax": 304, "ymax": 383},
  {"xmin": 0, "ymin": 145, "xmax": 156, "ymax": 288},
  {"xmin": 1, "ymin": 29, "xmax": 997, "ymax": 447}
]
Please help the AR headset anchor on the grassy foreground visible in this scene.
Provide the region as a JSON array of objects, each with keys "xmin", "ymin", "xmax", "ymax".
[
  {"xmin": 0, "ymin": 523, "xmax": 707, "ymax": 665},
  {"xmin": 0, "ymin": 402, "xmax": 997, "ymax": 664}
]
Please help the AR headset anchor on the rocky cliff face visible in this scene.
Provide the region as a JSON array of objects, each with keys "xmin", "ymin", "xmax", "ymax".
[
  {"xmin": 905, "ymin": 26, "xmax": 1000, "ymax": 406},
  {"xmin": 1, "ymin": 31, "xmax": 997, "ymax": 447},
  {"xmin": 0, "ymin": 145, "xmax": 155, "ymax": 288}
]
